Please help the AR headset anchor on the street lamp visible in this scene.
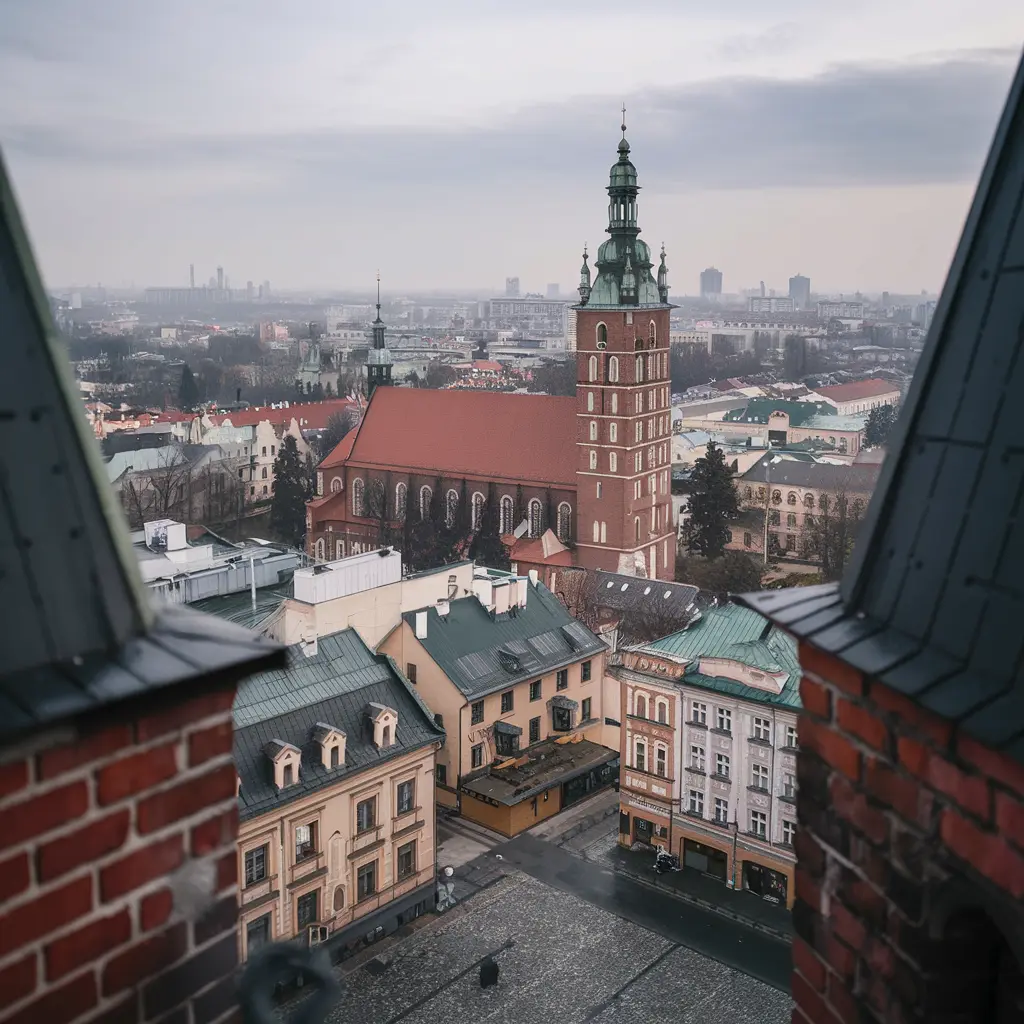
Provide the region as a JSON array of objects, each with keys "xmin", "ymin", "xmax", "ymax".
[{"xmin": 763, "ymin": 455, "xmax": 782, "ymax": 566}]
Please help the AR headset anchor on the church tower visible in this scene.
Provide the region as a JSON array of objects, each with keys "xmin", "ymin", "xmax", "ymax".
[
  {"xmin": 366, "ymin": 272, "xmax": 393, "ymax": 398},
  {"xmin": 574, "ymin": 114, "xmax": 676, "ymax": 579}
]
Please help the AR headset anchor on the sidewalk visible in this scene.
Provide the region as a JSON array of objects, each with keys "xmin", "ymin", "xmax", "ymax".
[{"xmin": 605, "ymin": 844, "xmax": 793, "ymax": 942}]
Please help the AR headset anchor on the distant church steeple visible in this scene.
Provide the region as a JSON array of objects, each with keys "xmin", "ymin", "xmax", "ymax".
[{"xmin": 367, "ymin": 271, "xmax": 393, "ymax": 398}]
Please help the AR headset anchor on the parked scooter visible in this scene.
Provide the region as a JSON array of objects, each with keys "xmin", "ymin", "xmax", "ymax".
[{"xmin": 654, "ymin": 849, "xmax": 681, "ymax": 875}]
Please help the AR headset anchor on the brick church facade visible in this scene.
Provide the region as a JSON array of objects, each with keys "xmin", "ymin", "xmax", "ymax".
[{"xmin": 307, "ymin": 119, "xmax": 677, "ymax": 580}]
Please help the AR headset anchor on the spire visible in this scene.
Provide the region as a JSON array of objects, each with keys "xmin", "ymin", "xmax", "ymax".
[
  {"xmin": 657, "ymin": 244, "xmax": 669, "ymax": 304},
  {"xmin": 621, "ymin": 248, "xmax": 636, "ymax": 300},
  {"xmin": 578, "ymin": 245, "xmax": 591, "ymax": 306},
  {"xmin": 367, "ymin": 271, "xmax": 392, "ymax": 398},
  {"xmin": 373, "ymin": 269, "xmax": 382, "ymax": 325}
]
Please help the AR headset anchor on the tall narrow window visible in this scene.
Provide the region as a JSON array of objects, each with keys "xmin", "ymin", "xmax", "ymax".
[
  {"xmin": 609, "ymin": 452, "xmax": 618, "ymax": 472},
  {"xmin": 499, "ymin": 495, "xmax": 514, "ymax": 534},
  {"xmin": 597, "ymin": 323, "xmax": 607, "ymax": 347},
  {"xmin": 649, "ymin": 320, "xmax": 657, "ymax": 346},
  {"xmin": 352, "ymin": 477, "xmax": 364, "ymax": 516},
  {"xmin": 587, "ymin": 392, "xmax": 594, "ymax": 412},
  {"xmin": 589, "ymin": 420, "xmax": 598, "ymax": 440},
  {"xmin": 589, "ymin": 450, "xmax": 598, "ymax": 470},
  {"xmin": 589, "ymin": 355, "xmax": 598, "ymax": 382},
  {"xmin": 609, "ymin": 423, "xmax": 618, "ymax": 442},
  {"xmin": 556, "ymin": 503, "xmax": 572, "ymax": 542},
  {"xmin": 600, "ymin": 522, "xmax": 607, "ymax": 543},
  {"xmin": 634, "ymin": 517, "xmax": 641, "ymax": 542},
  {"xmin": 609, "ymin": 356, "xmax": 619, "ymax": 382},
  {"xmin": 445, "ymin": 489, "xmax": 458, "ymax": 527},
  {"xmin": 395, "ymin": 482, "xmax": 407, "ymax": 520},
  {"xmin": 528, "ymin": 499, "xmax": 542, "ymax": 538},
  {"xmin": 635, "ymin": 355, "xmax": 644, "ymax": 382},
  {"xmin": 471, "ymin": 491, "xmax": 485, "ymax": 530},
  {"xmin": 419, "ymin": 485, "xmax": 432, "ymax": 519},
  {"xmin": 592, "ymin": 521, "xmax": 600, "ymax": 542},
  {"xmin": 611, "ymin": 393, "xmax": 618, "ymax": 414}
]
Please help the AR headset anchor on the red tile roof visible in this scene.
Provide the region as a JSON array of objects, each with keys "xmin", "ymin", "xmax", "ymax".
[
  {"xmin": 815, "ymin": 379, "xmax": 900, "ymax": 403},
  {"xmin": 320, "ymin": 429, "xmax": 358, "ymax": 469},
  {"xmin": 211, "ymin": 399, "xmax": 355, "ymax": 430},
  {"xmin": 333, "ymin": 388, "xmax": 577, "ymax": 486}
]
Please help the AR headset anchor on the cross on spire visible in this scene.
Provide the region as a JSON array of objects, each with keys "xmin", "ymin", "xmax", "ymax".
[{"xmin": 621, "ymin": 104, "xmax": 627, "ymax": 137}]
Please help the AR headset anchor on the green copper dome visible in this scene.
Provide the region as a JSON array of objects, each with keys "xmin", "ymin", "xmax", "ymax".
[{"xmin": 609, "ymin": 137, "xmax": 637, "ymax": 188}]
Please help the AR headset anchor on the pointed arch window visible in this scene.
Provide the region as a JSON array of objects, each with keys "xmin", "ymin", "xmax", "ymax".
[
  {"xmin": 528, "ymin": 499, "xmax": 543, "ymax": 538},
  {"xmin": 471, "ymin": 491, "xmax": 485, "ymax": 530},
  {"xmin": 588, "ymin": 355, "xmax": 598, "ymax": 382},
  {"xmin": 587, "ymin": 392, "xmax": 594, "ymax": 412},
  {"xmin": 330, "ymin": 476, "xmax": 341, "ymax": 494},
  {"xmin": 395, "ymin": 482, "xmax": 408, "ymax": 519},
  {"xmin": 609, "ymin": 423, "xmax": 618, "ymax": 443},
  {"xmin": 419, "ymin": 485, "xmax": 432, "ymax": 519},
  {"xmin": 635, "ymin": 355, "xmax": 644, "ymax": 382},
  {"xmin": 649, "ymin": 320, "xmax": 657, "ymax": 346},
  {"xmin": 589, "ymin": 450, "xmax": 598, "ymax": 470},
  {"xmin": 609, "ymin": 356, "xmax": 619, "ymax": 382},
  {"xmin": 589, "ymin": 420, "xmax": 598, "ymax": 441},
  {"xmin": 611, "ymin": 393, "xmax": 618, "ymax": 414},
  {"xmin": 597, "ymin": 323, "xmax": 607, "ymax": 347},
  {"xmin": 556, "ymin": 502, "xmax": 572, "ymax": 542},
  {"xmin": 352, "ymin": 477, "xmax": 365, "ymax": 516},
  {"xmin": 499, "ymin": 495, "xmax": 514, "ymax": 534},
  {"xmin": 609, "ymin": 452, "xmax": 618, "ymax": 472},
  {"xmin": 445, "ymin": 489, "xmax": 459, "ymax": 527},
  {"xmin": 315, "ymin": 538, "xmax": 325, "ymax": 560}
]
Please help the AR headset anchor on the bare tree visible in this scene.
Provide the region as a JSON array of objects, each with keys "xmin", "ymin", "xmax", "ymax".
[
  {"xmin": 800, "ymin": 485, "xmax": 867, "ymax": 582},
  {"xmin": 120, "ymin": 449, "xmax": 195, "ymax": 527}
]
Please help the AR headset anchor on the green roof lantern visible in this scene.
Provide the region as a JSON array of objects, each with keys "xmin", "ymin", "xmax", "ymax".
[{"xmin": 575, "ymin": 107, "xmax": 673, "ymax": 310}]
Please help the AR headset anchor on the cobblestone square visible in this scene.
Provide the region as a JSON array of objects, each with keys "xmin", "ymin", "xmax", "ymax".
[{"xmin": 311, "ymin": 871, "xmax": 791, "ymax": 1024}]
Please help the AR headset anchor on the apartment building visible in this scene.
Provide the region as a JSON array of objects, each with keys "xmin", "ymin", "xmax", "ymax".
[
  {"xmin": 811, "ymin": 378, "xmax": 900, "ymax": 416},
  {"xmin": 379, "ymin": 570, "xmax": 615, "ymax": 836},
  {"xmin": 233, "ymin": 628, "xmax": 444, "ymax": 962},
  {"xmin": 615, "ymin": 603, "xmax": 799, "ymax": 907}
]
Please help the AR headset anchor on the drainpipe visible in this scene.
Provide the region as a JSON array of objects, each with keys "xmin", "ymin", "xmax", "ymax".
[{"xmin": 728, "ymin": 817, "xmax": 739, "ymax": 889}]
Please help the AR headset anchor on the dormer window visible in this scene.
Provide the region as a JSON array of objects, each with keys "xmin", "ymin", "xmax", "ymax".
[
  {"xmin": 331, "ymin": 745, "xmax": 339, "ymax": 768},
  {"xmin": 283, "ymin": 764, "xmax": 294, "ymax": 786},
  {"xmin": 264, "ymin": 739, "xmax": 301, "ymax": 791},
  {"xmin": 367, "ymin": 703, "xmax": 398, "ymax": 749},
  {"xmin": 312, "ymin": 722, "xmax": 347, "ymax": 769}
]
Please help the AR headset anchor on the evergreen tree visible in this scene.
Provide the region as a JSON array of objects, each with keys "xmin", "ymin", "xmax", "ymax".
[
  {"xmin": 469, "ymin": 484, "xmax": 511, "ymax": 570},
  {"xmin": 864, "ymin": 402, "xmax": 899, "ymax": 447},
  {"xmin": 269, "ymin": 436, "xmax": 308, "ymax": 547},
  {"xmin": 178, "ymin": 364, "xmax": 200, "ymax": 410},
  {"xmin": 514, "ymin": 484, "xmax": 526, "ymax": 534},
  {"xmin": 324, "ymin": 380, "xmax": 334, "ymax": 398},
  {"xmin": 545, "ymin": 488, "xmax": 556, "ymax": 536},
  {"xmin": 683, "ymin": 441, "xmax": 740, "ymax": 558}
]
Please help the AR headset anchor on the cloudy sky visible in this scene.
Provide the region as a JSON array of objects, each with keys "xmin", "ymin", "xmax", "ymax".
[{"xmin": 2, "ymin": 1, "xmax": 1022, "ymax": 296}]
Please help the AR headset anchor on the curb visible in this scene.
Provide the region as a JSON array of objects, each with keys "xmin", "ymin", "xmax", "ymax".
[{"xmin": 613, "ymin": 864, "xmax": 792, "ymax": 943}]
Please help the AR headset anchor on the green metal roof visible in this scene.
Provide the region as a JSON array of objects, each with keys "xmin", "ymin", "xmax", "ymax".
[
  {"xmin": 637, "ymin": 603, "xmax": 800, "ymax": 710},
  {"xmin": 723, "ymin": 400, "xmax": 835, "ymax": 427},
  {"xmin": 191, "ymin": 584, "xmax": 288, "ymax": 630},
  {"xmin": 403, "ymin": 581, "xmax": 605, "ymax": 699}
]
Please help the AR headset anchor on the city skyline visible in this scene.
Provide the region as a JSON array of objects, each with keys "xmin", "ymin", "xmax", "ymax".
[{"xmin": 2, "ymin": 1, "xmax": 1022, "ymax": 294}]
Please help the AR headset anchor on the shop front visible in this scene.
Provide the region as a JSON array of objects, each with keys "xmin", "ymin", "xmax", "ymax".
[
  {"xmin": 619, "ymin": 792, "xmax": 672, "ymax": 850},
  {"xmin": 742, "ymin": 860, "xmax": 789, "ymax": 904},
  {"xmin": 681, "ymin": 837, "xmax": 729, "ymax": 882}
]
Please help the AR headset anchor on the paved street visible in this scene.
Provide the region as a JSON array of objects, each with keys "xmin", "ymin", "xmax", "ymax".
[{"xmin": 317, "ymin": 871, "xmax": 791, "ymax": 1024}]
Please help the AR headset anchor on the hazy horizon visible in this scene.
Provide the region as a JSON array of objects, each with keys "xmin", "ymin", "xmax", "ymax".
[{"xmin": 2, "ymin": 2, "xmax": 1022, "ymax": 297}]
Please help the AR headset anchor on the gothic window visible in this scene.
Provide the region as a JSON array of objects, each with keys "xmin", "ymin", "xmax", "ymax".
[
  {"xmin": 556, "ymin": 502, "xmax": 572, "ymax": 542},
  {"xmin": 395, "ymin": 482, "xmax": 408, "ymax": 519},
  {"xmin": 315, "ymin": 538, "xmax": 325, "ymax": 560},
  {"xmin": 635, "ymin": 421, "xmax": 643, "ymax": 443},
  {"xmin": 649, "ymin": 320, "xmax": 657, "ymax": 346},
  {"xmin": 528, "ymin": 499, "xmax": 542, "ymax": 538},
  {"xmin": 419, "ymin": 485, "xmax": 432, "ymax": 519},
  {"xmin": 635, "ymin": 355, "xmax": 644, "ymax": 382},
  {"xmin": 600, "ymin": 522, "xmax": 607, "ymax": 543},
  {"xmin": 609, "ymin": 356, "xmax": 619, "ymax": 382},
  {"xmin": 804, "ymin": 493, "xmax": 814, "ymax": 507},
  {"xmin": 445, "ymin": 489, "xmax": 459, "ymax": 527},
  {"xmin": 772, "ymin": 489, "xmax": 782, "ymax": 504},
  {"xmin": 611, "ymin": 393, "xmax": 618, "ymax": 414},
  {"xmin": 634, "ymin": 518, "xmax": 641, "ymax": 542},
  {"xmin": 588, "ymin": 355, "xmax": 598, "ymax": 382},
  {"xmin": 597, "ymin": 323, "xmax": 607, "ymax": 347},
  {"xmin": 589, "ymin": 420, "xmax": 598, "ymax": 441},
  {"xmin": 330, "ymin": 476, "xmax": 341, "ymax": 494},
  {"xmin": 500, "ymin": 495, "xmax": 514, "ymax": 534},
  {"xmin": 471, "ymin": 491, "xmax": 485, "ymax": 530},
  {"xmin": 609, "ymin": 452, "xmax": 618, "ymax": 472},
  {"xmin": 634, "ymin": 452, "xmax": 642, "ymax": 472},
  {"xmin": 787, "ymin": 492, "xmax": 798, "ymax": 505},
  {"xmin": 352, "ymin": 477, "xmax": 365, "ymax": 516},
  {"xmin": 647, "ymin": 354, "xmax": 654, "ymax": 380},
  {"xmin": 587, "ymin": 392, "xmax": 594, "ymax": 412},
  {"xmin": 589, "ymin": 450, "xmax": 597, "ymax": 470},
  {"xmin": 592, "ymin": 521, "xmax": 600, "ymax": 542},
  {"xmin": 609, "ymin": 423, "xmax": 618, "ymax": 442}
]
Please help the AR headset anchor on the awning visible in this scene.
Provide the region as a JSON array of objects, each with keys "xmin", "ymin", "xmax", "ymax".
[
  {"xmin": 548, "ymin": 695, "xmax": 578, "ymax": 710},
  {"xmin": 494, "ymin": 720, "xmax": 523, "ymax": 736}
]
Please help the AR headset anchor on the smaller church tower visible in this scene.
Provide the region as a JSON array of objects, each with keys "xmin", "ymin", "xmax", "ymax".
[{"xmin": 366, "ymin": 272, "xmax": 393, "ymax": 398}]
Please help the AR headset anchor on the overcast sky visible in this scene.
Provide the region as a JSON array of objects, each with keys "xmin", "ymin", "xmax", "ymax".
[{"xmin": 2, "ymin": 1, "xmax": 1022, "ymax": 296}]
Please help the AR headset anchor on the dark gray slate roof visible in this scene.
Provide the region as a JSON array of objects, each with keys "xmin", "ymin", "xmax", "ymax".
[
  {"xmin": 739, "ymin": 51, "xmax": 1024, "ymax": 765},
  {"xmin": 233, "ymin": 629, "xmax": 443, "ymax": 821},
  {"xmin": 402, "ymin": 582, "xmax": 605, "ymax": 700},
  {"xmin": 0, "ymin": 154, "xmax": 283, "ymax": 742},
  {"xmin": 740, "ymin": 459, "xmax": 881, "ymax": 493},
  {"xmin": 592, "ymin": 570, "xmax": 699, "ymax": 620}
]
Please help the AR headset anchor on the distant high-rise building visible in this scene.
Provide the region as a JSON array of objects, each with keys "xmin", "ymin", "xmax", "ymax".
[
  {"xmin": 789, "ymin": 274, "xmax": 811, "ymax": 309},
  {"xmin": 216, "ymin": 266, "xmax": 224, "ymax": 291},
  {"xmin": 759, "ymin": 280, "xmax": 766, "ymax": 298},
  {"xmin": 546, "ymin": 283, "xmax": 559, "ymax": 299},
  {"xmin": 263, "ymin": 280, "xmax": 271, "ymax": 299},
  {"xmin": 189, "ymin": 264, "xmax": 195, "ymax": 289},
  {"xmin": 505, "ymin": 277, "xmax": 520, "ymax": 297},
  {"xmin": 246, "ymin": 280, "xmax": 254, "ymax": 301},
  {"xmin": 699, "ymin": 267, "xmax": 722, "ymax": 301}
]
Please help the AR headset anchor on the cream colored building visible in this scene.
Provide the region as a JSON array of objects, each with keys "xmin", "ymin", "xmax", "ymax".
[
  {"xmin": 379, "ymin": 570, "xmax": 618, "ymax": 835},
  {"xmin": 233, "ymin": 628, "xmax": 443, "ymax": 962}
]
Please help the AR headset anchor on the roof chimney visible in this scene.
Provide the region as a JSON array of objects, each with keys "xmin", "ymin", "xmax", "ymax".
[{"xmin": 436, "ymin": 598, "xmax": 450, "ymax": 619}]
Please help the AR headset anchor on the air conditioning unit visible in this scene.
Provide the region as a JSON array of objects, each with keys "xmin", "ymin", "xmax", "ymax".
[{"xmin": 307, "ymin": 925, "xmax": 329, "ymax": 946}]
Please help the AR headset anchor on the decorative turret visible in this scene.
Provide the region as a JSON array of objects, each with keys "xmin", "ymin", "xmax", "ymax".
[
  {"xmin": 577, "ymin": 246, "xmax": 591, "ymax": 306},
  {"xmin": 621, "ymin": 249, "xmax": 637, "ymax": 302},
  {"xmin": 366, "ymin": 271, "xmax": 393, "ymax": 398},
  {"xmin": 657, "ymin": 244, "xmax": 669, "ymax": 303}
]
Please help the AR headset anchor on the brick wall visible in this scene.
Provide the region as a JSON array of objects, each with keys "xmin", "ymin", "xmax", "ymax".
[
  {"xmin": 0, "ymin": 684, "xmax": 241, "ymax": 1024},
  {"xmin": 791, "ymin": 641, "xmax": 1024, "ymax": 1023}
]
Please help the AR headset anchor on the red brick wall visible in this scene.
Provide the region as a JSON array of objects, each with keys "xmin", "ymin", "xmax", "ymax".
[
  {"xmin": 0, "ymin": 684, "xmax": 241, "ymax": 1024},
  {"xmin": 791, "ymin": 641, "xmax": 1024, "ymax": 1024}
]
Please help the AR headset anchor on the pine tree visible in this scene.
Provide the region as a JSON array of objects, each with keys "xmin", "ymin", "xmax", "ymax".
[
  {"xmin": 469, "ymin": 483, "xmax": 511, "ymax": 570},
  {"xmin": 864, "ymin": 402, "xmax": 899, "ymax": 447},
  {"xmin": 683, "ymin": 441, "xmax": 740, "ymax": 558},
  {"xmin": 269, "ymin": 436, "xmax": 308, "ymax": 547},
  {"xmin": 178, "ymin": 364, "xmax": 200, "ymax": 411}
]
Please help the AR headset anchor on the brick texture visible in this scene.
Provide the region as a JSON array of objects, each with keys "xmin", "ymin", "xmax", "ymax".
[
  {"xmin": 0, "ymin": 693, "xmax": 241, "ymax": 1024},
  {"xmin": 790, "ymin": 645, "xmax": 1024, "ymax": 1024}
]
